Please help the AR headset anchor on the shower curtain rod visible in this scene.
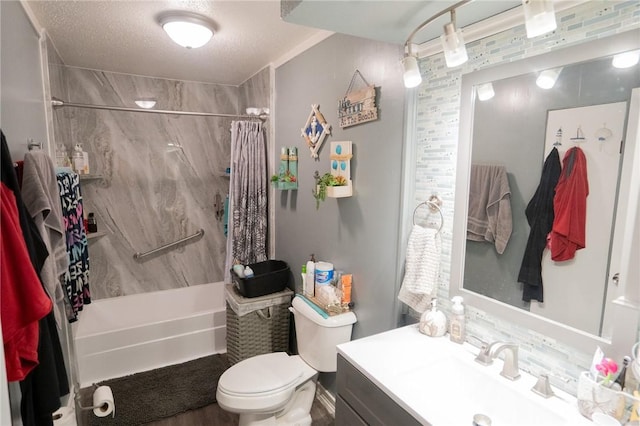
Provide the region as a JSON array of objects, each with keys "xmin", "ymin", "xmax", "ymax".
[{"xmin": 51, "ymin": 97, "xmax": 268, "ymax": 121}]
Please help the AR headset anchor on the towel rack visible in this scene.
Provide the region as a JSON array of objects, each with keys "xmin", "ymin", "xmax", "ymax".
[
  {"xmin": 412, "ymin": 195, "xmax": 444, "ymax": 233},
  {"xmin": 133, "ymin": 229, "xmax": 204, "ymax": 262}
]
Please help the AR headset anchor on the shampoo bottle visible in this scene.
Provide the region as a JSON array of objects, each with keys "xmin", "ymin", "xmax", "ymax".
[
  {"xmin": 449, "ymin": 296, "xmax": 466, "ymax": 344},
  {"xmin": 72, "ymin": 143, "xmax": 85, "ymax": 174}
]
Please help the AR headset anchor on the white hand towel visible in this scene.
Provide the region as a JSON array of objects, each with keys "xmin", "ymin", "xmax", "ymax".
[{"xmin": 398, "ymin": 225, "xmax": 442, "ymax": 312}]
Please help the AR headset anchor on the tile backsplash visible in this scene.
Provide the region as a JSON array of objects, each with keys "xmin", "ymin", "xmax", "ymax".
[{"xmin": 413, "ymin": 1, "xmax": 639, "ymax": 395}]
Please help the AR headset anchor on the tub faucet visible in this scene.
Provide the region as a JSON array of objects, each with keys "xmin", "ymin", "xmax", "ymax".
[{"xmin": 489, "ymin": 342, "xmax": 520, "ymax": 381}]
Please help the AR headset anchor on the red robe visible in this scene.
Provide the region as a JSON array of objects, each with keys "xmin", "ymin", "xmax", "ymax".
[
  {"xmin": 549, "ymin": 147, "xmax": 589, "ymax": 261},
  {"xmin": 1, "ymin": 183, "xmax": 53, "ymax": 381}
]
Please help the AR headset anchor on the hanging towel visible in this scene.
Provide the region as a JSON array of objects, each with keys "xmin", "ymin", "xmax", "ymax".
[
  {"xmin": 22, "ymin": 151, "xmax": 69, "ymax": 328},
  {"xmin": 398, "ymin": 225, "xmax": 441, "ymax": 312},
  {"xmin": 518, "ymin": 147, "xmax": 561, "ymax": 303},
  {"xmin": 549, "ymin": 146, "xmax": 589, "ymax": 261},
  {"xmin": 467, "ymin": 164, "xmax": 513, "ymax": 254},
  {"xmin": 57, "ymin": 170, "xmax": 91, "ymax": 322}
]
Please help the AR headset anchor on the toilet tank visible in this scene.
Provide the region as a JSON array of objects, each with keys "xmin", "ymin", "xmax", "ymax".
[{"xmin": 290, "ymin": 296, "xmax": 357, "ymax": 372}]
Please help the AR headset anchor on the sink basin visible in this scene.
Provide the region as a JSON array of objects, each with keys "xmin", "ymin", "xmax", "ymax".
[
  {"xmin": 337, "ymin": 325, "xmax": 593, "ymax": 426},
  {"xmin": 398, "ymin": 355, "xmax": 568, "ymax": 425}
]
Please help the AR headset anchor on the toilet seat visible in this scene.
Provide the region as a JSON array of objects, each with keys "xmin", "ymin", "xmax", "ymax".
[
  {"xmin": 218, "ymin": 352, "xmax": 302, "ymax": 396},
  {"xmin": 216, "ymin": 353, "xmax": 316, "ymax": 414}
]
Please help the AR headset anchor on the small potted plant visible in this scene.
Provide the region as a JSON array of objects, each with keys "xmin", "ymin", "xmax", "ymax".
[
  {"xmin": 271, "ymin": 170, "xmax": 297, "ymax": 190},
  {"xmin": 312, "ymin": 171, "xmax": 350, "ymax": 209}
]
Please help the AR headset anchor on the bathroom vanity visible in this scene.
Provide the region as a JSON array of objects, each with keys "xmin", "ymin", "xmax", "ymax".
[{"xmin": 336, "ymin": 325, "xmax": 593, "ymax": 426}]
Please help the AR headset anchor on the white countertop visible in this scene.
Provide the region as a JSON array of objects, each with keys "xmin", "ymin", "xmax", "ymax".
[{"xmin": 337, "ymin": 324, "xmax": 593, "ymax": 426}]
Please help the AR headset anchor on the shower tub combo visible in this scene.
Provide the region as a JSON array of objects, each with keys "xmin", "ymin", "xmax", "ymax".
[{"xmin": 73, "ymin": 282, "xmax": 226, "ymax": 387}]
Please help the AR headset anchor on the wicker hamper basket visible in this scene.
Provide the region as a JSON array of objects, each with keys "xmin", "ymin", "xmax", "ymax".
[{"xmin": 225, "ymin": 284, "xmax": 294, "ymax": 365}]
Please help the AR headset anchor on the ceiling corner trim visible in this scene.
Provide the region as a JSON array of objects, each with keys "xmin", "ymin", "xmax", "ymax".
[
  {"xmin": 19, "ymin": 0, "xmax": 44, "ymax": 36},
  {"xmin": 271, "ymin": 29, "xmax": 334, "ymax": 69}
]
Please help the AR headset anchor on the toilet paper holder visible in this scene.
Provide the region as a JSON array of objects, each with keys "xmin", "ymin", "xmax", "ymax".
[{"xmin": 74, "ymin": 385, "xmax": 109, "ymax": 412}]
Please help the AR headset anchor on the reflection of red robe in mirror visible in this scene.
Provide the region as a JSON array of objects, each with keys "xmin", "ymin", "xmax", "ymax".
[{"xmin": 550, "ymin": 147, "xmax": 589, "ymax": 261}]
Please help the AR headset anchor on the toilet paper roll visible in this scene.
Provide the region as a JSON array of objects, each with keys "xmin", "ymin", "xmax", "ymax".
[
  {"xmin": 92, "ymin": 386, "xmax": 115, "ymax": 418},
  {"xmin": 52, "ymin": 406, "xmax": 77, "ymax": 426}
]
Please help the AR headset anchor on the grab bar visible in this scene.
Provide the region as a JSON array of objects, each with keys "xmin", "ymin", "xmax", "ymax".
[{"xmin": 133, "ymin": 229, "xmax": 204, "ymax": 262}]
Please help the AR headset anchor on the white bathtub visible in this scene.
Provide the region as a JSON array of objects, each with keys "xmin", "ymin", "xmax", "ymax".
[{"xmin": 73, "ymin": 282, "xmax": 227, "ymax": 387}]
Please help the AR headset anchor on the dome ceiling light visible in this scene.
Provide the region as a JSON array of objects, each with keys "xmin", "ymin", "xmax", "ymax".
[{"xmin": 159, "ymin": 12, "xmax": 215, "ymax": 49}]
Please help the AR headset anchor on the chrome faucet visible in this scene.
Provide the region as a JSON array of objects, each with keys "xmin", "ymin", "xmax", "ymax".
[{"xmin": 489, "ymin": 342, "xmax": 521, "ymax": 381}]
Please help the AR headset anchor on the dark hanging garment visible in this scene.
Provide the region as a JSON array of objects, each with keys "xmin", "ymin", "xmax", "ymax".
[
  {"xmin": 1, "ymin": 131, "xmax": 69, "ymax": 426},
  {"xmin": 518, "ymin": 147, "xmax": 562, "ymax": 303}
]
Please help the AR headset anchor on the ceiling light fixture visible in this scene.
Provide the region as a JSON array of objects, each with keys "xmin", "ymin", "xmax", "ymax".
[
  {"xmin": 476, "ymin": 83, "xmax": 495, "ymax": 101},
  {"xmin": 158, "ymin": 12, "xmax": 214, "ymax": 49},
  {"xmin": 441, "ymin": 11, "xmax": 468, "ymax": 68},
  {"xmin": 536, "ymin": 67, "xmax": 562, "ymax": 89},
  {"xmin": 612, "ymin": 50, "xmax": 640, "ymax": 69},
  {"xmin": 522, "ymin": 0, "xmax": 557, "ymax": 38},
  {"xmin": 401, "ymin": 0, "xmax": 471, "ymax": 88},
  {"xmin": 134, "ymin": 98, "xmax": 157, "ymax": 109},
  {"xmin": 402, "ymin": 55, "xmax": 422, "ymax": 89}
]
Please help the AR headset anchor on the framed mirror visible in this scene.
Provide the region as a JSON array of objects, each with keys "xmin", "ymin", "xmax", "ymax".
[{"xmin": 451, "ymin": 29, "xmax": 640, "ymax": 358}]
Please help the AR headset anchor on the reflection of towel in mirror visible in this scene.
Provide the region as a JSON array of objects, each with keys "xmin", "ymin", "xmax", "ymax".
[
  {"xmin": 398, "ymin": 225, "xmax": 441, "ymax": 312},
  {"xmin": 467, "ymin": 164, "xmax": 512, "ymax": 254}
]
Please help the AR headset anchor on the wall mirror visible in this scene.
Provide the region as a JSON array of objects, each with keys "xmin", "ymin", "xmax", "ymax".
[{"xmin": 451, "ymin": 29, "xmax": 640, "ymax": 357}]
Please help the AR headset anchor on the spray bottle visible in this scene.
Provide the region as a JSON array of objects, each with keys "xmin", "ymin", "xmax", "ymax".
[{"xmin": 304, "ymin": 254, "xmax": 316, "ymax": 297}]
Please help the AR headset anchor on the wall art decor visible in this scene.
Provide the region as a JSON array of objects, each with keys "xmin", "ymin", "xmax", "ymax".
[
  {"xmin": 338, "ymin": 70, "xmax": 378, "ymax": 128},
  {"xmin": 312, "ymin": 141, "xmax": 353, "ymax": 209},
  {"xmin": 301, "ymin": 104, "xmax": 331, "ymax": 158},
  {"xmin": 271, "ymin": 146, "xmax": 298, "ymax": 190}
]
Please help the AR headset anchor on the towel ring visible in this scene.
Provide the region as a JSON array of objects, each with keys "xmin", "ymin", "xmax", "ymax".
[{"xmin": 412, "ymin": 195, "xmax": 444, "ymax": 233}]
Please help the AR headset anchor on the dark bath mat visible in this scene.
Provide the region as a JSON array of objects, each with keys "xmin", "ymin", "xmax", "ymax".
[{"xmin": 82, "ymin": 354, "xmax": 229, "ymax": 425}]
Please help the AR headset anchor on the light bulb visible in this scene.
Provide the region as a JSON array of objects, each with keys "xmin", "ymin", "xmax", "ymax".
[
  {"xmin": 477, "ymin": 83, "xmax": 495, "ymax": 101},
  {"xmin": 612, "ymin": 51, "xmax": 640, "ymax": 69},
  {"xmin": 402, "ymin": 56, "xmax": 422, "ymax": 88},
  {"xmin": 440, "ymin": 23, "xmax": 468, "ymax": 68}
]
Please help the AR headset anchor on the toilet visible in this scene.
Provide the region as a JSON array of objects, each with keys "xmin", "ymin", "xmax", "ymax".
[{"xmin": 216, "ymin": 295, "xmax": 357, "ymax": 426}]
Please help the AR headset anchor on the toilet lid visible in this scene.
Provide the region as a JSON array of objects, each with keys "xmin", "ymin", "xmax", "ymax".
[{"xmin": 218, "ymin": 352, "xmax": 303, "ymax": 395}]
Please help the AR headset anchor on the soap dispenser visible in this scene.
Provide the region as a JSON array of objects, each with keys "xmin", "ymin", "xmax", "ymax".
[
  {"xmin": 449, "ymin": 296, "xmax": 466, "ymax": 344},
  {"xmin": 419, "ymin": 298, "xmax": 447, "ymax": 337}
]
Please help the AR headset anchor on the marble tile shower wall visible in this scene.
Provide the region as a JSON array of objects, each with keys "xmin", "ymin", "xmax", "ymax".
[
  {"xmin": 415, "ymin": 1, "xmax": 639, "ymax": 395},
  {"xmin": 51, "ymin": 65, "xmax": 246, "ymax": 299}
]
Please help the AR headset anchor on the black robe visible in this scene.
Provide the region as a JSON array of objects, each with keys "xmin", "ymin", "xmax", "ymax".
[{"xmin": 518, "ymin": 147, "xmax": 561, "ymax": 302}]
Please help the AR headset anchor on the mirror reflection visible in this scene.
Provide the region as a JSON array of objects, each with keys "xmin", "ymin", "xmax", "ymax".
[{"xmin": 462, "ymin": 48, "xmax": 640, "ymax": 337}]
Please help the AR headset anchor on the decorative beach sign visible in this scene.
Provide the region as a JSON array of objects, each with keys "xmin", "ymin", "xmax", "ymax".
[
  {"xmin": 338, "ymin": 70, "xmax": 378, "ymax": 128},
  {"xmin": 301, "ymin": 104, "xmax": 331, "ymax": 158}
]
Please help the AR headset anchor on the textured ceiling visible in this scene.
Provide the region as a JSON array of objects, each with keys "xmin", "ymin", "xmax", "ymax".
[
  {"xmin": 25, "ymin": 0, "xmax": 327, "ymax": 86},
  {"xmin": 25, "ymin": 1, "xmax": 522, "ymax": 86}
]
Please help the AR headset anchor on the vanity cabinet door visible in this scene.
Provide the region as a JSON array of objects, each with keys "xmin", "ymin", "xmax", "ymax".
[{"xmin": 336, "ymin": 354, "xmax": 424, "ymax": 426}]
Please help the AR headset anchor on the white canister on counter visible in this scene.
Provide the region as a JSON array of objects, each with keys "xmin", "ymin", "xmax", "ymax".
[{"xmin": 315, "ymin": 262, "xmax": 334, "ymax": 286}]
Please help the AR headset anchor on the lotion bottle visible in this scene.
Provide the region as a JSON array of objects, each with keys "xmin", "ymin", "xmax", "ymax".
[
  {"xmin": 419, "ymin": 298, "xmax": 447, "ymax": 337},
  {"xmin": 449, "ymin": 296, "xmax": 466, "ymax": 344}
]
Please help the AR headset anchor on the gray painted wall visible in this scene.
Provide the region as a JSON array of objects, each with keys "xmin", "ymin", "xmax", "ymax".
[
  {"xmin": 274, "ymin": 33, "xmax": 405, "ymax": 367},
  {"xmin": 0, "ymin": 1, "xmax": 48, "ymax": 158}
]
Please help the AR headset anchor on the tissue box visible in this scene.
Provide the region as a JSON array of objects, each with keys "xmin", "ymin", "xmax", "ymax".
[{"xmin": 231, "ymin": 260, "xmax": 290, "ymax": 298}]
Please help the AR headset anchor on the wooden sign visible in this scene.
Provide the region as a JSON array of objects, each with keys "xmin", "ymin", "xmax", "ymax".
[{"xmin": 338, "ymin": 70, "xmax": 378, "ymax": 128}]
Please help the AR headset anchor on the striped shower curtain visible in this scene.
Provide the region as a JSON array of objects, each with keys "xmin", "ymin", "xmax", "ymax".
[{"xmin": 224, "ymin": 120, "xmax": 268, "ymax": 283}]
